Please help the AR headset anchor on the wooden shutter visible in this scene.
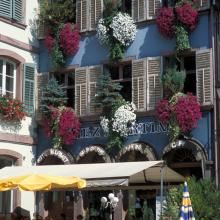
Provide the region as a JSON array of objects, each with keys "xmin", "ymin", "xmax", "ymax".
[
  {"xmin": 89, "ymin": 0, "xmax": 103, "ymax": 30},
  {"xmin": 0, "ymin": 0, "xmax": 12, "ymax": 19},
  {"xmin": 132, "ymin": 59, "xmax": 146, "ymax": 111},
  {"xmin": 196, "ymin": 49, "xmax": 213, "ymax": 105},
  {"xmin": 132, "ymin": 0, "xmax": 146, "ymax": 22},
  {"xmin": 13, "ymin": 0, "xmax": 22, "ymax": 22},
  {"xmin": 146, "ymin": 57, "xmax": 162, "ymax": 110},
  {"xmin": 24, "ymin": 63, "xmax": 35, "ymax": 115},
  {"xmin": 75, "ymin": 67, "xmax": 88, "ymax": 116},
  {"xmin": 147, "ymin": 0, "xmax": 161, "ymax": 20},
  {"xmin": 76, "ymin": 0, "xmax": 88, "ymax": 32},
  {"xmin": 88, "ymin": 65, "xmax": 102, "ymax": 114},
  {"xmin": 36, "ymin": 73, "xmax": 49, "ymax": 120}
]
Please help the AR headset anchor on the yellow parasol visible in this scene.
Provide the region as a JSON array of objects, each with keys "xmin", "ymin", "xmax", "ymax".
[{"xmin": 0, "ymin": 173, "xmax": 86, "ymax": 191}]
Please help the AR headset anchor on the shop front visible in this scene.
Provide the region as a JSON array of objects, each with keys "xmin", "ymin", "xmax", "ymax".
[{"xmin": 35, "ymin": 114, "xmax": 212, "ymax": 219}]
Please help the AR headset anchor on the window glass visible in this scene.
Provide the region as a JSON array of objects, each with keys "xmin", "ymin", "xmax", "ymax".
[{"xmin": 0, "ymin": 58, "xmax": 16, "ymax": 98}]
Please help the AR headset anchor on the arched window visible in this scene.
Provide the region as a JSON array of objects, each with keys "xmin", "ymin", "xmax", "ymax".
[
  {"xmin": 0, "ymin": 156, "xmax": 14, "ymax": 214},
  {"xmin": 0, "ymin": 58, "xmax": 16, "ymax": 98}
]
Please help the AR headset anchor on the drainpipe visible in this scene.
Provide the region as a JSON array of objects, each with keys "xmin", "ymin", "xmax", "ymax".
[{"xmin": 210, "ymin": 5, "xmax": 219, "ymax": 186}]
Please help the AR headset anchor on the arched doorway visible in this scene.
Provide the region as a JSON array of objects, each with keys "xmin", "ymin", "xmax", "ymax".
[
  {"xmin": 117, "ymin": 143, "xmax": 157, "ymax": 220},
  {"xmin": 163, "ymin": 138, "xmax": 208, "ymax": 179},
  {"xmin": 37, "ymin": 149, "xmax": 74, "ymax": 220},
  {"xmin": 76, "ymin": 145, "xmax": 111, "ymax": 220}
]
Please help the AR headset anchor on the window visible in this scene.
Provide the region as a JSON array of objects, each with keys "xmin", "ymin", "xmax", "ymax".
[
  {"xmin": 0, "ymin": 156, "xmax": 14, "ymax": 214},
  {"xmin": 163, "ymin": 53, "xmax": 196, "ymax": 95},
  {"xmin": 0, "ymin": 0, "xmax": 23, "ymax": 22},
  {"xmin": 0, "ymin": 58, "xmax": 16, "ymax": 98},
  {"xmin": 104, "ymin": 63, "xmax": 132, "ymax": 102},
  {"xmin": 121, "ymin": 0, "xmax": 132, "ymax": 15},
  {"xmin": 51, "ymin": 72, "xmax": 75, "ymax": 108}
]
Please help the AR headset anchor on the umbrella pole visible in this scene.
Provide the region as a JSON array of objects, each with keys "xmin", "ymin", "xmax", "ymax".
[{"xmin": 160, "ymin": 165, "xmax": 164, "ymax": 217}]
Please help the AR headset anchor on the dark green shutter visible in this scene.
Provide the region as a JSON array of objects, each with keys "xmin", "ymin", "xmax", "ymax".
[
  {"xmin": 13, "ymin": 0, "xmax": 22, "ymax": 21},
  {"xmin": 0, "ymin": 0, "xmax": 12, "ymax": 19},
  {"xmin": 24, "ymin": 64, "xmax": 35, "ymax": 115}
]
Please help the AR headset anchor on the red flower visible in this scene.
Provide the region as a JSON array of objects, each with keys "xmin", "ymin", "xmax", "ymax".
[
  {"xmin": 175, "ymin": 3, "xmax": 198, "ymax": 32},
  {"xmin": 59, "ymin": 23, "xmax": 80, "ymax": 56},
  {"xmin": 45, "ymin": 35, "xmax": 55, "ymax": 54},
  {"xmin": 156, "ymin": 7, "xmax": 175, "ymax": 38}
]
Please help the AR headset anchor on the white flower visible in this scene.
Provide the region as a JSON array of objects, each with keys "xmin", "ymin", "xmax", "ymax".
[
  {"xmin": 96, "ymin": 13, "xmax": 136, "ymax": 48},
  {"xmin": 110, "ymin": 12, "xmax": 137, "ymax": 47},
  {"xmin": 100, "ymin": 116, "xmax": 109, "ymax": 134},
  {"xmin": 112, "ymin": 102, "xmax": 136, "ymax": 137},
  {"xmin": 96, "ymin": 18, "xmax": 110, "ymax": 46}
]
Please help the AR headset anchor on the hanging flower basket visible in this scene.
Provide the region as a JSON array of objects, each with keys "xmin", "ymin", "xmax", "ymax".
[
  {"xmin": 97, "ymin": 12, "xmax": 136, "ymax": 61},
  {"xmin": 43, "ymin": 106, "xmax": 80, "ymax": 148},
  {"xmin": 156, "ymin": 93, "xmax": 202, "ymax": 141},
  {"xmin": 45, "ymin": 23, "xmax": 80, "ymax": 68},
  {"xmin": 156, "ymin": 1, "xmax": 198, "ymax": 52}
]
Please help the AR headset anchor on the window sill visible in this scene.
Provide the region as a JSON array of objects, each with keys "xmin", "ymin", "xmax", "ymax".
[{"xmin": 0, "ymin": 17, "xmax": 27, "ymax": 30}]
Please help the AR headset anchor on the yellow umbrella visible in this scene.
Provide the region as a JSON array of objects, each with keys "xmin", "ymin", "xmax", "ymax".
[{"xmin": 0, "ymin": 173, "xmax": 86, "ymax": 191}]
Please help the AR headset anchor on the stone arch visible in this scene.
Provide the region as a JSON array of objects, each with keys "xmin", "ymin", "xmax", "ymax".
[
  {"xmin": 116, "ymin": 142, "xmax": 157, "ymax": 162},
  {"xmin": 162, "ymin": 138, "xmax": 208, "ymax": 162},
  {"xmin": 0, "ymin": 49, "xmax": 25, "ymax": 64},
  {"xmin": 76, "ymin": 145, "xmax": 111, "ymax": 163},
  {"xmin": 37, "ymin": 148, "xmax": 74, "ymax": 165}
]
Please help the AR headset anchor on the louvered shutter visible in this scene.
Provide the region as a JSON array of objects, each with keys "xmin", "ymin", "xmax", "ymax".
[
  {"xmin": 146, "ymin": 57, "xmax": 162, "ymax": 110},
  {"xmin": 13, "ymin": 0, "xmax": 22, "ymax": 22},
  {"xmin": 36, "ymin": 73, "xmax": 49, "ymax": 120},
  {"xmin": 132, "ymin": 0, "xmax": 146, "ymax": 22},
  {"xmin": 24, "ymin": 64, "xmax": 35, "ymax": 115},
  {"xmin": 88, "ymin": 66, "xmax": 102, "ymax": 114},
  {"xmin": 132, "ymin": 59, "xmax": 146, "ymax": 111},
  {"xmin": 196, "ymin": 49, "xmax": 213, "ymax": 105},
  {"xmin": 0, "ymin": 0, "xmax": 12, "ymax": 19},
  {"xmin": 75, "ymin": 67, "xmax": 88, "ymax": 116},
  {"xmin": 89, "ymin": 0, "xmax": 103, "ymax": 30},
  {"xmin": 147, "ymin": 0, "xmax": 161, "ymax": 20},
  {"xmin": 76, "ymin": 0, "xmax": 88, "ymax": 32}
]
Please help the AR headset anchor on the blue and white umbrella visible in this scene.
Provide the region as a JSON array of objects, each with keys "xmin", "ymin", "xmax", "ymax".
[{"xmin": 179, "ymin": 181, "xmax": 195, "ymax": 220}]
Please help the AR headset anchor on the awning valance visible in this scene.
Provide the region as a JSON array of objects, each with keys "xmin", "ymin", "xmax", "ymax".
[{"xmin": 0, "ymin": 161, "xmax": 184, "ymax": 188}]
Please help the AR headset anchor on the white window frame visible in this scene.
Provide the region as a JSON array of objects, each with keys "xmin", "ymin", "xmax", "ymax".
[{"xmin": 0, "ymin": 58, "xmax": 16, "ymax": 99}]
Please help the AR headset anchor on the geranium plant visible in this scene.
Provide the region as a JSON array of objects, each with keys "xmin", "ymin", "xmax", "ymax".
[
  {"xmin": 0, "ymin": 96, "xmax": 27, "ymax": 122},
  {"xmin": 156, "ymin": 93, "xmax": 201, "ymax": 141},
  {"xmin": 39, "ymin": 0, "xmax": 80, "ymax": 68},
  {"xmin": 45, "ymin": 23, "xmax": 80, "ymax": 68},
  {"xmin": 43, "ymin": 106, "xmax": 80, "ymax": 148},
  {"xmin": 97, "ymin": 5, "xmax": 136, "ymax": 60},
  {"xmin": 156, "ymin": 0, "xmax": 198, "ymax": 52}
]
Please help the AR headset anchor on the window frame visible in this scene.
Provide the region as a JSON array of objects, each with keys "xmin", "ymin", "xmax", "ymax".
[
  {"xmin": 0, "ymin": 58, "xmax": 16, "ymax": 99},
  {"xmin": 50, "ymin": 71, "xmax": 75, "ymax": 108},
  {"xmin": 103, "ymin": 61, "xmax": 132, "ymax": 102}
]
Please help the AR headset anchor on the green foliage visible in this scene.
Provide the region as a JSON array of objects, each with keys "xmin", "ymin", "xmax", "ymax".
[
  {"xmin": 175, "ymin": 25, "xmax": 190, "ymax": 53},
  {"xmin": 162, "ymin": 177, "xmax": 220, "ymax": 220},
  {"xmin": 95, "ymin": 71, "xmax": 123, "ymax": 115},
  {"xmin": 39, "ymin": 0, "xmax": 76, "ymax": 27},
  {"xmin": 40, "ymin": 78, "xmax": 66, "ymax": 116},
  {"xmin": 162, "ymin": 67, "xmax": 186, "ymax": 97},
  {"xmin": 51, "ymin": 41, "xmax": 65, "ymax": 68},
  {"xmin": 109, "ymin": 42, "xmax": 125, "ymax": 61}
]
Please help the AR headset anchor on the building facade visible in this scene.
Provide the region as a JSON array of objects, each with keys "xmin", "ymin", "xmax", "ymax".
[
  {"xmin": 1, "ymin": 0, "xmax": 220, "ymax": 219},
  {"xmin": 0, "ymin": 0, "xmax": 39, "ymax": 218}
]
